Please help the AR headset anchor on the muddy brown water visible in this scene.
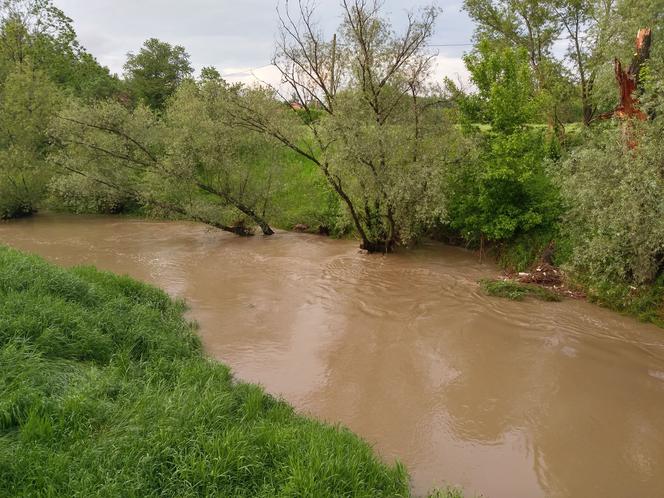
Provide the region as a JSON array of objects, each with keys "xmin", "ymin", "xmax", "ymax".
[{"xmin": 1, "ymin": 214, "xmax": 664, "ymax": 498}]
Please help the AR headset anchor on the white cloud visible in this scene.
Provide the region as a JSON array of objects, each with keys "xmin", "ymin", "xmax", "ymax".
[
  {"xmin": 432, "ymin": 55, "xmax": 471, "ymax": 88},
  {"xmin": 221, "ymin": 65, "xmax": 282, "ymax": 89},
  {"xmin": 217, "ymin": 56, "xmax": 472, "ymax": 96}
]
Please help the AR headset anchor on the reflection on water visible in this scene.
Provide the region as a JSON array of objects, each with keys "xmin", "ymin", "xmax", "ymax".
[{"xmin": 1, "ymin": 214, "xmax": 663, "ymax": 498}]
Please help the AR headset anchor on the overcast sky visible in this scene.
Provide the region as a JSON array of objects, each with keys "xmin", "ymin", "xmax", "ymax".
[{"xmin": 54, "ymin": 0, "xmax": 475, "ymax": 86}]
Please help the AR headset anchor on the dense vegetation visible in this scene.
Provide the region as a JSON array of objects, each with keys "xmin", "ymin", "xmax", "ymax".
[
  {"xmin": 0, "ymin": 0, "xmax": 662, "ymax": 322},
  {"xmin": 0, "ymin": 245, "xmax": 426, "ymax": 497}
]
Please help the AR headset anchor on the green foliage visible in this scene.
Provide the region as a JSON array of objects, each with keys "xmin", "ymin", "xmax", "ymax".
[
  {"xmin": 496, "ymin": 229, "xmax": 561, "ymax": 272},
  {"xmin": 0, "ymin": 0, "xmax": 119, "ymax": 100},
  {"xmin": 460, "ymin": 41, "xmax": 539, "ymax": 132},
  {"xmin": 0, "ymin": 1, "xmax": 118, "ymax": 219},
  {"xmin": 47, "ymin": 174, "xmax": 138, "ymax": 214},
  {"xmin": 558, "ymin": 121, "xmax": 664, "ymax": 286},
  {"xmin": 48, "ymin": 99, "xmax": 160, "ymax": 212},
  {"xmin": 446, "ymin": 44, "xmax": 561, "ymax": 246},
  {"xmin": 578, "ymin": 273, "xmax": 664, "ymax": 327},
  {"xmin": 163, "ymin": 79, "xmax": 280, "ymax": 221},
  {"xmin": 0, "ymin": 246, "xmax": 412, "ymax": 497},
  {"xmin": 480, "ymin": 279, "xmax": 562, "ymax": 302},
  {"xmin": 447, "ymin": 130, "xmax": 560, "ymax": 244},
  {"xmin": 124, "ymin": 38, "xmax": 193, "ymax": 110},
  {"xmin": 0, "ymin": 63, "xmax": 61, "ymax": 218},
  {"xmin": 269, "ymin": 148, "xmax": 347, "ymax": 235},
  {"xmin": 231, "ymin": 1, "xmax": 455, "ymax": 250}
]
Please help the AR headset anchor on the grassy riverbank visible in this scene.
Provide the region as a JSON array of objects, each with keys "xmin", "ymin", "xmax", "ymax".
[{"xmin": 0, "ymin": 245, "xmax": 436, "ymax": 497}]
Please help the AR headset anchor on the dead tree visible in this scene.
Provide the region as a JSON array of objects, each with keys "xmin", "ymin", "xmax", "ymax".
[
  {"xmin": 597, "ymin": 28, "xmax": 652, "ymax": 122},
  {"xmin": 614, "ymin": 28, "xmax": 652, "ymax": 120}
]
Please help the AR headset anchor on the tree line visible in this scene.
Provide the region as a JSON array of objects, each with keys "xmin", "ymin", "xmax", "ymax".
[{"xmin": 0, "ymin": 0, "xmax": 662, "ymax": 321}]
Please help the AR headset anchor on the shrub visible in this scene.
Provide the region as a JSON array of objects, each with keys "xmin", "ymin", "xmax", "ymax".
[
  {"xmin": 0, "ymin": 173, "xmax": 42, "ymax": 219},
  {"xmin": 446, "ymin": 129, "xmax": 561, "ymax": 245},
  {"xmin": 558, "ymin": 122, "xmax": 664, "ymax": 285},
  {"xmin": 48, "ymin": 174, "xmax": 138, "ymax": 214}
]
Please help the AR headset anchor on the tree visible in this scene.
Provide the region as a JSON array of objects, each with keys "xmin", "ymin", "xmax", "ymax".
[
  {"xmin": 50, "ymin": 79, "xmax": 278, "ymax": 236},
  {"xmin": 463, "ymin": 0, "xmax": 560, "ymax": 80},
  {"xmin": 559, "ymin": 119, "xmax": 664, "ymax": 285},
  {"xmin": 463, "ymin": 0, "xmax": 659, "ymax": 127},
  {"xmin": 447, "ymin": 42, "xmax": 561, "ymax": 247},
  {"xmin": 0, "ymin": 63, "xmax": 61, "ymax": 218},
  {"xmin": 465, "ymin": 0, "xmax": 587, "ymax": 134},
  {"xmin": 199, "ymin": 66, "xmax": 221, "ymax": 82},
  {"xmin": 460, "ymin": 40, "xmax": 540, "ymax": 132},
  {"xmin": 551, "ymin": 0, "xmax": 626, "ymax": 125},
  {"xmin": 227, "ymin": 0, "xmax": 455, "ymax": 252},
  {"xmin": 124, "ymin": 38, "xmax": 193, "ymax": 110},
  {"xmin": 0, "ymin": 0, "xmax": 118, "ymax": 99}
]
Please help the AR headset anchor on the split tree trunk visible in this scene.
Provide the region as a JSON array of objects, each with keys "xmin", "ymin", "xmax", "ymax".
[{"xmin": 611, "ymin": 28, "xmax": 652, "ymax": 120}]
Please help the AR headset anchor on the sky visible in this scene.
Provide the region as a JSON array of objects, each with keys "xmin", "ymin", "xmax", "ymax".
[{"xmin": 54, "ymin": 0, "xmax": 475, "ymax": 87}]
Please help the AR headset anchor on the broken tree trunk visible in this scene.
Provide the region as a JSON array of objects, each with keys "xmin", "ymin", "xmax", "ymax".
[
  {"xmin": 593, "ymin": 29, "xmax": 652, "ymax": 148},
  {"xmin": 614, "ymin": 28, "xmax": 652, "ymax": 120}
]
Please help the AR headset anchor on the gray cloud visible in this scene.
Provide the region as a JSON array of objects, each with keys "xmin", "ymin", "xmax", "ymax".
[{"xmin": 55, "ymin": 0, "xmax": 474, "ymax": 79}]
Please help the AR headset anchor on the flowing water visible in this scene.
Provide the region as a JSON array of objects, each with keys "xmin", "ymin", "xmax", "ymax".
[{"xmin": 1, "ymin": 214, "xmax": 664, "ymax": 498}]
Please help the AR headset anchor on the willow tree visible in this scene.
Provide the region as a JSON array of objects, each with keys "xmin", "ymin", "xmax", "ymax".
[
  {"xmin": 229, "ymin": 0, "xmax": 453, "ymax": 252},
  {"xmin": 50, "ymin": 78, "xmax": 278, "ymax": 235},
  {"xmin": 0, "ymin": 63, "xmax": 61, "ymax": 218}
]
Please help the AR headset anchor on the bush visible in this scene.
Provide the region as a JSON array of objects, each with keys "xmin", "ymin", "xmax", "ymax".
[
  {"xmin": 0, "ymin": 64, "xmax": 62, "ymax": 219},
  {"xmin": 0, "ymin": 172, "xmax": 44, "ymax": 219},
  {"xmin": 446, "ymin": 129, "xmax": 561, "ymax": 245},
  {"xmin": 558, "ymin": 122, "xmax": 664, "ymax": 285},
  {"xmin": 48, "ymin": 174, "xmax": 138, "ymax": 214},
  {"xmin": 446, "ymin": 41, "xmax": 562, "ymax": 248}
]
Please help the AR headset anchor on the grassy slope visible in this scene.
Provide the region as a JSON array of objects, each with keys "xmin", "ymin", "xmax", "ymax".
[{"xmin": 0, "ymin": 246, "xmax": 413, "ymax": 497}]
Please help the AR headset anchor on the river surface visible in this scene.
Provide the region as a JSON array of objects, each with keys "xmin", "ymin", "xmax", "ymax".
[{"xmin": 1, "ymin": 214, "xmax": 663, "ymax": 498}]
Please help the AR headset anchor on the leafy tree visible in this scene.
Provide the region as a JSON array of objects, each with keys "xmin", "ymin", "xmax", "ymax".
[
  {"xmin": 550, "ymin": 0, "xmax": 616, "ymax": 125},
  {"xmin": 49, "ymin": 79, "xmax": 279, "ymax": 235},
  {"xmin": 463, "ymin": 0, "xmax": 560, "ymax": 80},
  {"xmin": 199, "ymin": 66, "xmax": 221, "ymax": 82},
  {"xmin": 559, "ymin": 120, "xmax": 664, "ymax": 285},
  {"xmin": 0, "ymin": 63, "xmax": 61, "ymax": 218},
  {"xmin": 227, "ymin": 0, "xmax": 457, "ymax": 252},
  {"xmin": 460, "ymin": 40, "xmax": 540, "ymax": 132},
  {"xmin": 463, "ymin": 0, "xmax": 663, "ymax": 127},
  {"xmin": 447, "ymin": 42, "xmax": 561, "ymax": 246},
  {"xmin": 0, "ymin": 0, "xmax": 118, "ymax": 99},
  {"xmin": 124, "ymin": 38, "xmax": 193, "ymax": 110}
]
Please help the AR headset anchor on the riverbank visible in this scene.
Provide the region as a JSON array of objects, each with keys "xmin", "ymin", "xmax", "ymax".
[
  {"xmin": 0, "ymin": 245, "xmax": 452, "ymax": 497},
  {"xmin": 3, "ymin": 214, "xmax": 664, "ymax": 497}
]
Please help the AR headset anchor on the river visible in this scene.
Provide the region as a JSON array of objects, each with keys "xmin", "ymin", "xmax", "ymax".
[{"xmin": 1, "ymin": 214, "xmax": 663, "ymax": 498}]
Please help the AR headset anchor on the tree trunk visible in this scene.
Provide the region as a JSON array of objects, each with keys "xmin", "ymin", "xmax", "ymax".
[
  {"xmin": 614, "ymin": 28, "xmax": 652, "ymax": 120},
  {"xmin": 360, "ymin": 239, "xmax": 395, "ymax": 253},
  {"xmin": 194, "ymin": 182, "xmax": 275, "ymax": 235}
]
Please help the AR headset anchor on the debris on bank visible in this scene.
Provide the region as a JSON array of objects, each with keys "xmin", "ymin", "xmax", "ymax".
[{"xmin": 482, "ymin": 263, "xmax": 586, "ymax": 302}]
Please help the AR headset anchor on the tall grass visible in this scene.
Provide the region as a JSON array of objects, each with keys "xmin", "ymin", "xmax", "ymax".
[{"xmin": 0, "ymin": 246, "xmax": 419, "ymax": 497}]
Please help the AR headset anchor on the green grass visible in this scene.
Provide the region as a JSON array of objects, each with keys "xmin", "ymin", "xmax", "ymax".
[
  {"xmin": 0, "ymin": 245, "xmax": 425, "ymax": 497},
  {"xmin": 574, "ymin": 274, "xmax": 664, "ymax": 328},
  {"xmin": 480, "ymin": 279, "xmax": 562, "ymax": 302},
  {"xmin": 269, "ymin": 148, "xmax": 347, "ymax": 235}
]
